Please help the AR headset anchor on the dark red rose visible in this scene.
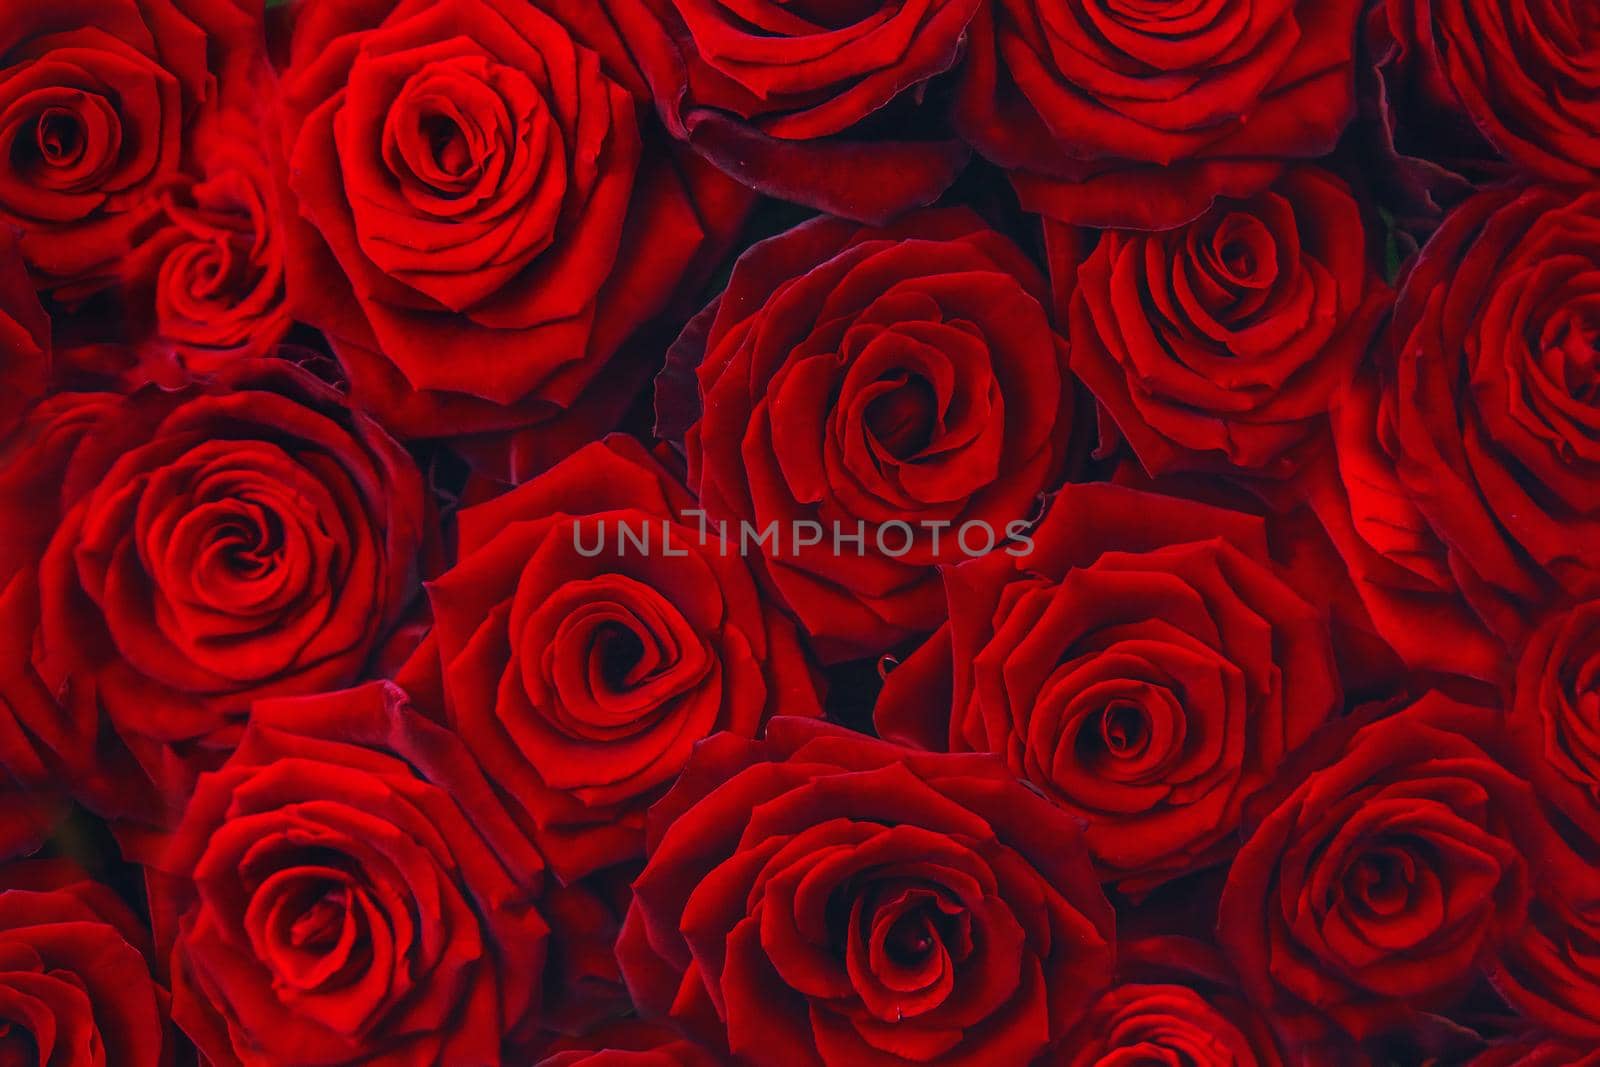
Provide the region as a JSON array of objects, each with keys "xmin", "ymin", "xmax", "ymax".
[
  {"xmin": 1491, "ymin": 600, "xmax": 1600, "ymax": 1042},
  {"xmin": 0, "ymin": 0, "xmax": 256, "ymax": 293},
  {"xmin": 0, "ymin": 360, "xmax": 429, "ymax": 823},
  {"xmin": 0, "ymin": 228, "xmax": 49, "ymax": 440},
  {"xmin": 1219, "ymin": 694, "xmax": 1576, "ymax": 1045},
  {"xmin": 0, "ymin": 859, "xmax": 171, "ymax": 1067},
  {"xmin": 664, "ymin": 208, "xmax": 1078, "ymax": 661},
  {"xmin": 1306, "ymin": 186, "xmax": 1600, "ymax": 685},
  {"xmin": 535, "ymin": 1020, "xmax": 721, "ymax": 1067},
  {"xmin": 617, "ymin": 718, "xmax": 1117, "ymax": 1067},
  {"xmin": 1367, "ymin": 0, "xmax": 1600, "ymax": 218},
  {"xmin": 152, "ymin": 682, "xmax": 548, "ymax": 1067},
  {"xmin": 1508, "ymin": 600, "xmax": 1600, "ymax": 831},
  {"xmin": 123, "ymin": 106, "xmax": 289, "ymax": 370},
  {"xmin": 277, "ymin": 0, "xmax": 750, "ymax": 464},
  {"xmin": 400, "ymin": 435, "xmax": 820, "ymax": 883},
  {"xmin": 1044, "ymin": 938, "xmax": 1290, "ymax": 1067},
  {"xmin": 876, "ymin": 482, "xmax": 1339, "ymax": 892},
  {"xmin": 600, "ymin": 0, "xmax": 977, "ymax": 223},
  {"xmin": 955, "ymin": 0, "xmax": 1364, "ymax": 229},
  {"xmin": 1067, "ymin": 167, "xmax": 1389, "ymax": 481}
]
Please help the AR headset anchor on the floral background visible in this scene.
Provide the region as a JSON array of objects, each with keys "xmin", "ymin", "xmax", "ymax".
[{"xmin": 0, "ymin": 0, "xmax": 1598, "ymax": 1064}]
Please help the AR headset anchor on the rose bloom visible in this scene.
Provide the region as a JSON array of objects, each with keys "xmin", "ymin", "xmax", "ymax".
[
  {"xmin": 955, "ymin": 0, "xmax": 1364, "ymax": 229},
  {"xmin": 400, "ymin": 435, "xmax": 821, "ymax": 883},
  {"xmin": 0, "ymin": 0, "xmax": 255, "ymax": 293},
  {"xmin": 666, "ymin": 208, "xmax": 1078, "ymax": 661},
  {"xmin": 151, "ymin": 682, "xmax": 549, "ymax": 1067},
  {"xmin": 1068, "ymin": 167, "xmax": 1389, "ymax": 481},
  {"xmin": 1367, "ymin": 0, "xmax": 1600, "ymax": 217},
  {"xmin": 276, "ymin": 0, "xmax": 750, "ymax": 470},
  {"xmin": 124, "ymin": 106, "xmax": 289, "ymax": 370},
  {"xmin": 600, "ymin": 0, "xmax": 979, "ymax": 222},
  {"xmin": 0, "ymin": 359, "xmax": 429, "ymax": 823},
  {"xmin": 617, "ymin": 718, "xmax": 1116, "ymax": 1067},
  {"xmin": 1491, "ymin": 600, "xmax": 1600, "ymax": 1043},
  {"xmin": 876, "ymin": 482, "xmax": 1338, "ymax": 892},
  {"xmin": 1043, "ymin": 937, "xmax": 1290, "ymax": 1067},
  {"xmin": 1307, "ymin": 186, "xmax": 1600, "ymax": 685},
  {"xmin": 0, "ymin": 860, "xmax": 171, "ymax": 1067},
  {"xmin": 1219, "ymin": 694, "xmax": 1580, "ymax": 1046}
]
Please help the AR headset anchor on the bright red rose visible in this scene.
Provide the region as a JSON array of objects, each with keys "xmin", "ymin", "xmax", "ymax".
[
  {"xmin": 1367, "ymin": 0, "xmax": 1600, "ymax": 215},
  {"xmin": 276, "ymin": 0, "xmax": 750, "ymax": 468},
  {"xmin": 1044, "ymin": 937, "xmax": 1290, "ymax": 1067},
  {"xmin": 876, "ymin": 482, "xmax": 1339, "ymax": 892},
  {"xmin": 400, "ymin": 435, "xmax": 821, "ymax": 883},
  {"xmin": 0, "ymin": 859, "xmax": 171, "ymax": 1067},
  {"xmin": 124, "ymin": 106, "xmax": 289, "ymax": 370},
  {"xmin": 1219, "ymin": 694, "xmax": 1577, "ymax": 1046},
  {"xmin": 600, "ymin": 0, "xmax": 977, "ymax": 223},
  {"xmin": 1306, "ymin": 186, "xmax": 1600, "ymax": 685},
  {"xmin": 0, "ymin": 0, "xmax": 256, "ymax": 293},
  {"xmin": 665, "ymin": 208, "xmax": 1078, "ymax": 661},
  {"xmin": 0, "ymin": 359, "xmax": 430, "ymax": 823},
  {"xmin": 955, "ymin": 0, "xmax": 1364, "ymax": 229},
  {"xmin": 1068, "ymin": 167, "xmax": 1389, "ymax": 481},
  {"xmin": 153, "ymin": 682, "xmax": 549, "ymax": 1067},
  {"xmin": 617, "ymin": 718, "xmax": 1117, "ymax": 1067}
]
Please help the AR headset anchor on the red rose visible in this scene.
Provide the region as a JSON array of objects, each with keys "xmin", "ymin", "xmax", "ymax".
[
  {"xmin": 0, "ymin": 573, "xmax": 66, "ymax": 861},
  {"xmin": 277, "ymin": 0, "xmax": 750, "ymax": 465},
  {"xmin": 876, "ymin": 482, "xmax": 1339, "ymax": 892},
  {"xmin": 1218, "ymin": 694, "xmax": 1575, "ymax": 1045},
  {"xmin": 400, "ymin": 435, "xmax": 820, "ymax": 883},
  {"xmin": 1367, "ymin": 0, "xmax": 1600, "ymax": 210},
  {"xmin": 123, "ymin": 106, "xmax": 289, "ymax": 370},
  {"xmin": 600, "ymin": 0, "xmax": 977, "ymax": 223},
  {"xmin": 955, "ymin": 0, "xmax": 1364, "ymax": 229},
  {"xmin": 665, "ymin": 208, "xmax": 1078, "ymax": 660},
  {"xmin": 1068, "ymin": 167, "xmax": 1389, "ymax": 481},
  {"xmin": 1491, "ymin": 600, "xmax": 1600, "ymax": 1042},
  {"xmin": 0, "ymin": 359, "xmax": 430, "ymax": 822},
  {"xmin": 535, "ymin": 1020, "xmax": 720, "ymax": 1067},
  {"xmin": 0, "ymin": 859, "xmax": 171, "ymax": 1067},
  {"xmin": 0, "ymin": 0, "xmax": 255, "ymax": 292},
  {"xmin": 617, "ymin": 718, "xmax": 1116, "ymax": 1067},
  {"xmin": 153, "ymin": 682, "xmax": 548, "ymax": 1067},
  {"xmin": 1046, "ymin": 938, "xmax": 1290, "ymax": 1067},
  {"xmin": 0, "ymin": 228, "xmax": 49, "ymax": 439},
  {"xmin": 1306, "ymin": 186, "xmax": 1600, "ymax": 685}
]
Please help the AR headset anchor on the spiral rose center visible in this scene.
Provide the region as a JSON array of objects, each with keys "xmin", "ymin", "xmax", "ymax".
[
  {"xmin": 1099, "ymin": 700, "xmax": 1151, "ymax": 758},
  {"xmin": 849, "ymin": 881, "xmax": 972, "ymax": 1017},
  {"xmin": 864, "ymin": 374, "xmax": 938, "ymax": 460},
  {"xmin": 1541, "ymin": 308, "xmax": 1600, "ymax": 404},
  {"xmin": 595, "ymin": 621, "xmax": 648, "ymax": 692},
  {"xmin": 255, "ymin": 869, "xmax": 371, "ymax": 993},
  {"xmin": 1347, "ymin": 846, "xmax": 1419, "ymax": 918},
  {"xmin": 35, "ymin": 107, "xmax": 84, "ymax": 166},
  {"xmin": 1206, "ymin": 214, "xmax": 1277, "ymax": 292},
  {"xmin": 5, "ymin": 87, "xmax": 121, "ymax": 194}
]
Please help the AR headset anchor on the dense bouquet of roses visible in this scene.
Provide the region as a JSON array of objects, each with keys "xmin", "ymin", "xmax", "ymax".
[{"xmin": 0, "ymin": 0, "xmax": 1597, "ymax": 1063}]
